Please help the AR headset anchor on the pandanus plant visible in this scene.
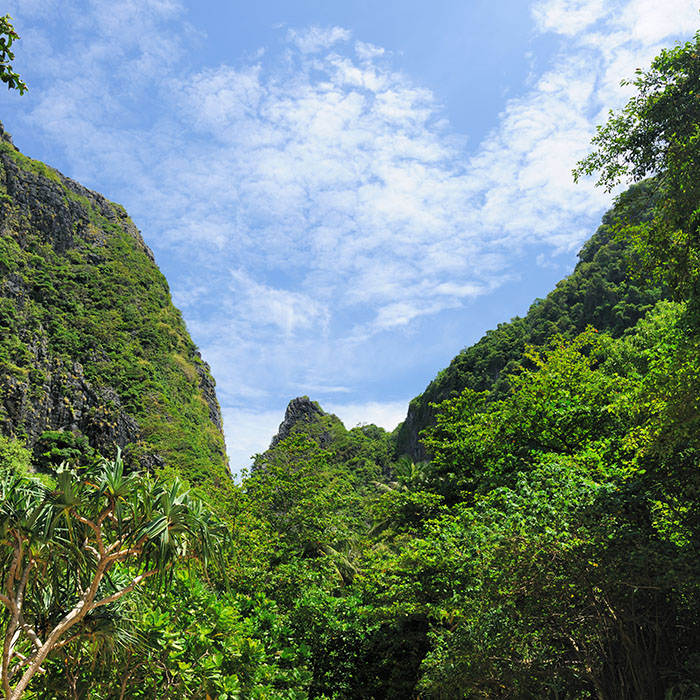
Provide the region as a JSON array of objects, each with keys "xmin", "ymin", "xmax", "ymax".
[{"xmin": 0, "ymin": 452, "xmax": 227, "ymax": 700}]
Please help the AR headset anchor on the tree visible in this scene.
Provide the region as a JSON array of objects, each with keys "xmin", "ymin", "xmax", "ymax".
[
  {"xmin": 0, "ymin": 453, "xmax": 226, "ymax": 700},
  {"xmin": 0, "ymin": 16, "xmax": 26, "ymax": 94},
  {"xmin": 574, "ymin": 32, "xmax": 700, "ymax": 299},
  {"xmin": 377, "ymin": 319, "xmax": 700, "ymax": 699}
]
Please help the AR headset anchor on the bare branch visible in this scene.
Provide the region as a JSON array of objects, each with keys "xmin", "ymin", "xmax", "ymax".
[
  {"xmin": 4, "ymin": 535, "xmax": 22, "ymax": 599},
  {"xmin": 96, "ymin": 496, "xmax": 115, "ymax": 526},
  {"xmin": 2, "ymin": 559, "xmax": 34, "ymax": 698},
  {"xmin": 18, "ymin": 613, "xmax": 42, "ymax": 651},
  {"xmin": 52, "ymin": 633, "xmax": 82, "ymax": 651},
  {"xmin": 92, "ymin": 569, "xmax": 159, "ymax": 610},
  {"xmin": 74, "ymin": 515, "xmax": 104, "ymax": 553},
  {"xmin": 8, "ymin": 652, "xmax": 33, "ymax": 681},
  {"xmin": 105, "ymin": 538, "xmax": 125, "ymax": 555},
  {"xmin": 82, "ymin": 544, "xmax": 99, "ymax": 559}
]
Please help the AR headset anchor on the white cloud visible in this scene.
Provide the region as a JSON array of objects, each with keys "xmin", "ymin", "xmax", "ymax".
[
  {"xmin": 229, "ymin": 270, "xmax": 329, "ymax": 336},
  {"xmin": 355, "ymin": 41, "xmax": 385, "ymax": 61},
  {"xmin": 371, "ymin": 300, "xmax": 458, "ymax": 331},
  {"xmin": 532, "ymin": 0, "xmax": 610, "ymax": 35},
  {"xmin": 287, "ymin": 25, "xmax": 351, "ymax": 53},
  {"xmin": 325, "ymin": 400, "xmax": 409, "ymax": 431},
  {"xmin": 616, "ymin": 0, "xmax": 699, "ymax": 45},
  {"xmin": 184, "ymin": 66, "xmax": 264, "ymax": 132},
  {"xmin": 295, "ymin": 384, "xmax": 351, "ymax": 394}
]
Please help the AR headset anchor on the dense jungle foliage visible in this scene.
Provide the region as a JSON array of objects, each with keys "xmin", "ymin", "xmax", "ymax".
[{"xmin": 2, "ymin": 24, "xmax": 700, "ymax": 700}]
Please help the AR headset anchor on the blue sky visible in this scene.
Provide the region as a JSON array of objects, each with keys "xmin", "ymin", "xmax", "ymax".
[{"xmin": 1, "ymin": 0, "xmax": 698, "ymax": 473}]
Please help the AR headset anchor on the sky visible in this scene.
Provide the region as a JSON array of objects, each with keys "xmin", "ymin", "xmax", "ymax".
[{"xmin": 0, "ymin": 0, "xmax": 698, "ymax": 474}]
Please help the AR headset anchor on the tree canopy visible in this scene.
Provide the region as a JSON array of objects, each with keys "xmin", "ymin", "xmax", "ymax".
[{"xmin": 574, "ymin": 31, "xmax": 700, "ymax": 300}]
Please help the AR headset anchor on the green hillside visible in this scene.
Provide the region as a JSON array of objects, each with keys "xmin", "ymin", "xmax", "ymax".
[
  {"xmin": 395, "ymin": 180, "xmax": 666, "ymax": 460},
  {"xmin": 0, "ymin": 123, "xmax": 230, "ymax": 495}
]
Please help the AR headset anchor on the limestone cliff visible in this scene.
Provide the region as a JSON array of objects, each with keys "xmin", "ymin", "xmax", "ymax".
[
  {"xmin": 269, "ymin": 396, "xmax": 334, "ymax": 449},
  {"xmin": 261, "ymin": 396, "xmax": 394, "ymax": 486},
  {"xmin": 0, "ymin": 121, "xmax": 230, "ymax": 491}
]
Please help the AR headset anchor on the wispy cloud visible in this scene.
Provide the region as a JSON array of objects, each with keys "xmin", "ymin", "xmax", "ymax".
[
  {"xmin": 531, "ymin": 0, "xmax": 610, "ymax": 35},
  {"xmin": 229, "ymin": 270, "xmax": 329, "ymax": 336},
  {"xmin": 287, "ymin": 26, "xmax": 352, "ymax": 54}
]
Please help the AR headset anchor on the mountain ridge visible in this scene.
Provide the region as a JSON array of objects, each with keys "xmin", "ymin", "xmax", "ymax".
[{"xmin": 393, "ymin": 181, "xmax": 665, "ymax": 460}]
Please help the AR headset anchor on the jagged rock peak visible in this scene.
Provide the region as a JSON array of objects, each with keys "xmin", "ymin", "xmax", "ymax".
[{"xmin": 270, "ymin": 396, "xmax": 325, "ymax": 448}]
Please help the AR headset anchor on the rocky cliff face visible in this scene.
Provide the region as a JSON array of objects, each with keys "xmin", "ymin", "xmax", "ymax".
[
  {"xmin": 269, "ymin": 396, "xmax": 331, "ymax": 449},
  {"xmin": 0, "ymin": 121, "xmax": 230, "ymax": 490}
]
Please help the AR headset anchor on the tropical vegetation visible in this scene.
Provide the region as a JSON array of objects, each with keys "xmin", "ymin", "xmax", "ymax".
[{"xmin": 2, "ymin": 21, "xmax": 700, "ymax": 700}]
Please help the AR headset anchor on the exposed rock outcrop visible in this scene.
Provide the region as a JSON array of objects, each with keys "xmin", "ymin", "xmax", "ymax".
[{"xmin": 269, "ymin": 396, "xmax": 329, "ymax": 448}]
